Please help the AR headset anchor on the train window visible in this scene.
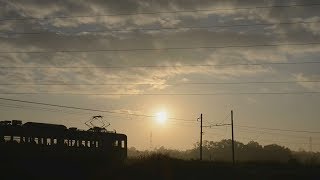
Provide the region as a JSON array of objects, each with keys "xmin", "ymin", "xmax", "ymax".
[
  {"xmin": 114, "ymin": 140, "xmax": 118, "ymax": 147},
  {"xmin": 87, "ymin": 141, "xmax": 90, "ymax": 147},
  {"xmin": 13, "ymin": 136, "xmax": 20, "ymax": 143},
  {"xmin": 46, "ymin": 138, "xmax": 51, "ymax": 145},
  {"xmin": 34, "ymin": 138, "xmax": 39, "ymax": 144},
  {"xmin": 71, "ymin": 140, "xmax": 76, "ymax": 146},
  {"xmin": 81, "ymin": 141, "xmax": 86, "ymax": 147},
  {"xmin": 96, "ymin": 141, "xmax": 99, "ymax": 148},
  {"xmin": 4, "ymin": 136, "xmax": 11, "ymax": 142},
  {"xmin": 121, "ymin": 140, "xmax": 125, "ymax": 148},
  {"xmin": 64, "ymin": 139, "xmax": 68, "ymax": 146}
]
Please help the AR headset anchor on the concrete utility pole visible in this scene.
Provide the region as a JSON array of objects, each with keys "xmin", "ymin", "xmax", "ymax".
[
  {"xmin": 150, "ymin": 131, "xmax": 153, "ymax": 150},
  {"xmin": 309, "ymin": 137, "xmax": 312, "ymax": 152},
  {"xmin": 231, "ymin": 110, "xmax": 235, "ymax": 165},
  {"xmin": 200, "ymin": 113, "xmax": 203, "ymax": 160}
]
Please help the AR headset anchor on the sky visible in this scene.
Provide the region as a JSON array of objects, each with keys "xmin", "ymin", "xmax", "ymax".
[{"xmin": 0, "ymin": 0, "xmax": 320, "ymax": 152}]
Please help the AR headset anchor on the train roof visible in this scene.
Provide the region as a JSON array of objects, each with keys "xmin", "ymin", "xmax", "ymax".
[
  {"xmin": 0, "ymin": 120, "xmax": 126, "ymax": 137},
  {"xmin": 23, "ymin": 122, "xmax": 67, "ymax": 130}
]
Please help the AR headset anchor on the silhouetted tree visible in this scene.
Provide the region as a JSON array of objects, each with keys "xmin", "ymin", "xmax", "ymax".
[{"xmin": 127, "ymin": 139, "xmax": 319, "ymax": 164}]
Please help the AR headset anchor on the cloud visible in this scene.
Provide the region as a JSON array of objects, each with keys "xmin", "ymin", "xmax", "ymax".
[
  {"xmin": 0, "ymin": 0, "xmax": 319, "ymax": 98},
  {"xmin": 293, "ymin": 73, "xmax": 320, "ymax": 90}
]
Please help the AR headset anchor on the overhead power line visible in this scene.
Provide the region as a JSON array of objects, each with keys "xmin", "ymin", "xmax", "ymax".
[
  {"xmin": 0, "ymin": 97, "xmax": 319, "ymax": 135},
  {"xmin": 0, "ymin": 80, "xmax": 319, "ymax": 86},
  {"xmin": 0, "ymin": 3, "xmax": 319, "ymax": 21},
  {"xmin": 205, "ymin": 132, "xmax": 320, "ymax": 145},
  {"xmin": 236, "ymin": 136, "xmax": 320, "ymax": 146},
  {"xmin": 0, "ymin": 97, "xmax": 194, "ymax": 122},
  {"xmin": 2, "ymin": 20, "xmax": 319, "ymax": 35},
  {"xmin": 0, "ymin": 91, "xmax": 320, "ymax": 96},
  {"xmin": 0, "ymin": 102, "xmax": 91, "ymax": 116},
  {"xmin": 236, "ymin": 125, "xmax": 320, "ymax": 134},
  {"xmin": 0, "ymin": 102, "xmax": 195, "ymax": 124},
  {"xmin": 1, "ymin": 42, "xmax": 320, "ymax": 54},
  {"xmin": 1, "ymin": 61, "xmax": 320, "ymax": 69},
  {"xmin": 236, "ymin": 127, "xmax": 320, "ymax": 139}
]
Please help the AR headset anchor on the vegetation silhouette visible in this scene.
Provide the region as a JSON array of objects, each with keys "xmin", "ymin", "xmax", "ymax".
[
  {"xmin": 129, "ymin": 139, "xmax": 320, "ymax": 164},
  {"xmin": 1, "ymin": 120, "xmax": 319, "ymax": 179},
  {"xmin": 1, "ymin": 139, "xmax": 319, "ymax": 179}
]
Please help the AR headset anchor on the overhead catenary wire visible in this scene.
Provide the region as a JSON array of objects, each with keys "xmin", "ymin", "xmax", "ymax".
[
  {"xmin": 198, "ymin": 131, "xmax": 320, "ymax": 146},
  {"xmin": 2, "ymin": 20, "xmax": 320, "ymax": 35},
  {"xmin": 1, "ymin": 3, "xmax": 319, "ymax": 21},
  {"xmin": 0, "ymin": 102, "xmax": 196, "ymax": 125},
  {"xmin": 1, "ymin": 61, "xmax": 320, "ymax": 69},
  {"xmin": 1, "ymin": 3, "xmax": 319, "ymax": 150},
  {"xmin": 0, "ymin": 103, "xmax": 84, "ymax": 114},
  {"xmin": 0, "ymin": 97, "xmax": 194, "ymax": 122},
  {"xmin": 0, "ymin": 91, "xmax": 319, "ymax": 96},
  {"xmin": 3, "ymin": 100, "xmax": 318, "ymax": 143},
  {"xmin": 235, "ymin": 136, "xmax": 320, "ymax": 146},
  {"xmin": 0, "ymin": 42, "xmax": 320, "ymax": 54},
  {"xmin": 0, "ymin": 80, "xmax": 319, "ymax": 86},
  {"xmin": 205, "ymin": 128, "xmax": 320, "ymax": 147},
  {"xmin": 205, "ymin": 122, "xmax": 320, "ymax": 134},
  {"xmin": 236, "ymin": 127, "xmax": 320, "ymax": 139},
  {"xmin": 0, "ymin": 97, "xmax": 319, "ymax": 135},
  {"xmin": 4, "ymin": 99, "xmax": 315, "ymax": 142},
  {"xmin": 236, "ymin": 125, "xmax": 320, "ymax": 134}
]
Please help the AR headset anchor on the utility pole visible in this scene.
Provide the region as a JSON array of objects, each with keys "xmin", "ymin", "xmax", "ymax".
[
  {"xmin": 231, "ymin": 110, "xmax": 235, "ymax": 165},
  {"xmin": 309, "ymin": 137, "xmax": 312, "ymax": 152},
  {"xmin": 200, "ymin": 113, "xmax": 203, "ymax": 160},
  {"xmin": 150, "ymin": 131, "xmax": 153, "ymax": 150}
]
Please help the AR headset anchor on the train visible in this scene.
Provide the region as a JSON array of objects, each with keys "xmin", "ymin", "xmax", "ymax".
[{"xmin": 0, "ymin": 120, "xmax": 127, "ymax": 161}]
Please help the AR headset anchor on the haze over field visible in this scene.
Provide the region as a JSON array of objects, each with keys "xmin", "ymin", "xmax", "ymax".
[{"xmin": 0, "ymin": 0, "xmax": 320, "ymax": 151}]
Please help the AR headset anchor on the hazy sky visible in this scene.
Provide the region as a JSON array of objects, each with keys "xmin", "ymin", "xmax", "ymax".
[{"xmin": 0, "ymin": 0, "xmax": 320, "ymax": 151}]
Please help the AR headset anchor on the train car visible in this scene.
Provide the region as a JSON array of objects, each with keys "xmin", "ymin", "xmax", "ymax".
[{"xmin": 0, "ymin": 120, "xmax": 127, "ymax": 161}]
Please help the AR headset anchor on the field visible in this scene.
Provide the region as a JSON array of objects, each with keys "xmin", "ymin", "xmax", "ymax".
[{"xmin": 1, "ymin": 154, "xmax": 319, "ymax": 180}]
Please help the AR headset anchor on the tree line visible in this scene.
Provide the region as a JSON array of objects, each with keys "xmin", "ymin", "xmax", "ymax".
[{"xmin": 128, "ymin": 139, "xmax": 320, "ymax": 164}]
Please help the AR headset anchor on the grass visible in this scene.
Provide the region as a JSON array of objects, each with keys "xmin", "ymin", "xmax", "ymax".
[{"xmin": 0, "ymin": 153, "xmax": 319, "ymax": 179}]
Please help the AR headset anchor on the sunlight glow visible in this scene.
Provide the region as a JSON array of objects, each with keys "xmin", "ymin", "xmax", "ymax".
[{"xmin": 156, "ymin": 111, "xmax": 167, "ymax": 124}]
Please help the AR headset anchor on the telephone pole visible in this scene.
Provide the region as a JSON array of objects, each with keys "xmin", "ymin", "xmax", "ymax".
[
  {"xmin": 309, "ymin": 137, "xmax": 312, "ymax": 152},
  {"xmin": 150, "ymin": 131, "xmax": 153, "ymax": 150},
  {"xmin": 231, "ymin": 110, "xmax": 235, "ymax": 165},
  {"xmin": 199, "ymin": 113, "xmax": 203, "ymax": 160}
]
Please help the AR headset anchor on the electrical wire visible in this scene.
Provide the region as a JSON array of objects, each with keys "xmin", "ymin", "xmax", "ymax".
[
  {"xmin": 1, "ymin": 3, "xmax": 319, "ymax": 21},
  {"xmin": 0, "ymin": 80, "xmax": 319, "ymax": 86},
  {"xmin": 236, "ymin": 125, "xmax": 320, "ymax": 134},
  {"xmin": 1, "ymin": 61, "xmax": 319, "ymax": 69},
  {"xmin": 0, "ymin": 97, "xmax": 195, "ymax": 122},
  {"xmin": 1, "ymin": 42, "xmax": 320, "ymax": 54},
  {"xmin": 2, "ymin": 20, "xmax": 319, "ymax": 35},
  {"xmin": 236, "ymin": 127, "xmax": 320, "ymax": 139},
  {"xmin": 1, "ymin": 97, "xmax": 319, "ymax": 137},
  {"xmin": 0, "ymin": 91, "xmax": 319, "ymax": 96}
]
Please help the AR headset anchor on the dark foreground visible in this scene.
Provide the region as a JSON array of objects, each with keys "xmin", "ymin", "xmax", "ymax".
[{"xmin": 1, "ymin": 155, "xmax": 319, "ymax": 180}]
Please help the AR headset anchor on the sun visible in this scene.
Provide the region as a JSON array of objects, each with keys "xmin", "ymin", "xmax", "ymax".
[{"xmin": 156, "ymin": 111, "xmax": 167, "ymax": 124}]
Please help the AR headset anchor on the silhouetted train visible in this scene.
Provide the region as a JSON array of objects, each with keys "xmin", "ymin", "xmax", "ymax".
[{"xmin": 0, "ymin": 120, "xmax": 127, "ymax": 161}]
